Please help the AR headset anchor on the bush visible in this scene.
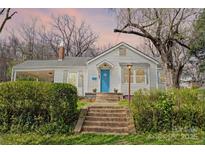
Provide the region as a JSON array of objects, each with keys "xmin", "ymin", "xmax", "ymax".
[
  {"xmin": 16, "ymin": 75, "xmax": 37, "ymax": 81},
  {"xmin": 132, "ymin": 88, "xmax": 205, "ymax": 132},
  {"xmin": 0, "ymin": 81, "xmax": 78, "ymax": 134}
]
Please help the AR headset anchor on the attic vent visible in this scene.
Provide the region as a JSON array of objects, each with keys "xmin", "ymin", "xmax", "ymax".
[{"xmin": 119, "ymin": 47, "xmax": 126, "ymax": 56}]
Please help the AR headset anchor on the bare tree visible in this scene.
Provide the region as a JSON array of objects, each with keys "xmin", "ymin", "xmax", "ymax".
[
  {"xmin": 0, "ymin": 33, "xmax": 22, "ymax": 81},
  {"xmin": 72, "ymin": 22, "xmax": 98, "ymax": 56},
  {"xmin": 51, "ymin": 15, "xmax": 98, "ymax": 57},
  {"xmin": 38, "ymin": 27, "xmax": 59, "ymax": 57},
  {"xmin": 51, "ymin": 15, "xmax": 75, "ymax": 56},
  {"xmin": 114, "ymin": 8, "xmax": 200, "ymax": 88},
  {"xmin": 0, "ymin": 8, "xmax": 17, "ymax": 33},
  {"xmin": 18, "ymin": 18, "xmax": 38, "ymax": 60},
  {"xmin": 17, "ymin": 18, "xmax": 55, "ymax": 60}
]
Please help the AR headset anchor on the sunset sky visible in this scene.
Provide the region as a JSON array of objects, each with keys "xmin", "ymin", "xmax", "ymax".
[{"xmin": 2, "ymin": 8, "xmax": 145, "ymax": 48}]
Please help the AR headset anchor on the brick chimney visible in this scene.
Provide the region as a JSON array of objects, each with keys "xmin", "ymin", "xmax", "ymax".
[{"xmin": 58, "ymin": 41, "xmax": 65, "ymax": 61}]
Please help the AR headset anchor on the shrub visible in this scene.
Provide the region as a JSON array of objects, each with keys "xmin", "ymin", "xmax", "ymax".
[
  {"xmin": 16, "ymin": 75, "xmax": 37, "ymax": 81},
  {"xmin": 0, "ymin": 81, "xmax": 78, "ymax": 134},
  {"xmin": 132, "ymin": 88, "xmax": 205, "ymax": 132}
]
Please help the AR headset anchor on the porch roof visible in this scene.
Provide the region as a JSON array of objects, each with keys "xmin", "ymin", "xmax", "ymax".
[{"xmin": 13, "ymin": 57, "xmax": 92, "ymax": 69}]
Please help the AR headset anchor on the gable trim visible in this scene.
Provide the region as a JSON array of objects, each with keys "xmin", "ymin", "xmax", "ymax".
[
  {"xmin": 96, "ymin": 60, "xmax": 114, "ymax": 68},
  {"xmin": 87, "ymin": 42, "xmax": 159, "ymax": 65}
]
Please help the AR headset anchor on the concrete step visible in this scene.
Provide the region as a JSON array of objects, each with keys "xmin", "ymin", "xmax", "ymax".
[
  {"xmin": 96, "ymin": 99, "xmax": 119, "ymax": 102},
  {"xmin": 95, "ymin": 100, "xmax": 119, "ymax": 103},
  {"xmin": 89, "ymin": 106, "xmax": 126, "ymax": 109},
  {"xmin": 87, "ymin": 112, "xmax": 127, "ymax": 117},
  {"xmin": 82, "ymin": 126, "xmax": 128, "ymax": 133},
  {"xmin": 88, "ymin": 108, "xmax": 128, "ymax": 113},
  {"xmin": 81, "ymin": 131, "xmax": 129, "ymax": 135},
  {"xmin": 84, "ymin": 120, "xmax": 128, "ymax": 127},
  {"xmin": 95, "ymin": 100, "xmax": 118, "ymax": 105},
  {"xmin": 96, "ymin": 93, "xmax": 122, "ymax": 96},
  {"xmin": 96, "ymin": 96, "xmax": 119, "ymax": 100},
  {"xmin": 76, "ymin": 99, "xmax": 136, "ymax": 134},
  {"xmin": 96, "ymin": 95, "xmax": 119, "ymax": 98},
  {"xmin": 85, "ymin": 116, "xmax": 128, "ymax": 122},
  {"xmin": 95, "ymin": 93, "xmax": 123, "ymax": 104}
]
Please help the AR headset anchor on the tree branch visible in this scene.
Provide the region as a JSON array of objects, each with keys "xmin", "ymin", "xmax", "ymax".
[
  {"xmin": 114, "ymin": 28, "xmax": 149, "ymax": 38},
  {"xmin": 141, "ymin": 20, "xmax": 158, "ymax": 28},
  {"xmin": 174, "ymin": 39, "xmax": 191, "ymax": 50},
  {"xmin": 154, "ymin": 9, "xmax": 162, "ymax": 39},
  {"xmin": 0, "ymin": 9, "xmax": 5, "ymax": 15},
  {"xmin": 0, "ymin": 8, "xmax": 17, "ymax": 33}
]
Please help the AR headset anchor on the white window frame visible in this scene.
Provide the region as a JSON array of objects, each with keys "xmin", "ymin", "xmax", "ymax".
[
  {"xmin": 122, "ymin": 66, "xmax": 134, "ymax": 84},
  {"xmin": 135, "ymin": 67, "xmax": 147, "ymax": 84},
  {"xmin": 158, "ymin": 71, "xmax": 166, "ymax": 84},
  {"xmin": 122, "ymin": 66, "xmax": 148, "ymax": 84},
  {"xmin": 67, "ymin": 72, "xmax": 78, "ymax": 87}
]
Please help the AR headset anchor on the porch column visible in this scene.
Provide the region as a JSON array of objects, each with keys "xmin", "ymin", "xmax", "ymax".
[
  {"xmin": 11, "ymin": 68, "xmax": 14, "ymax": 81},
  {"xmin": 13, "ymin": 70, "xmax": 16, "ymax": 81},
  {"xmin": 11, "ymin": 68, "xmax": 16, "ymax": 81}
]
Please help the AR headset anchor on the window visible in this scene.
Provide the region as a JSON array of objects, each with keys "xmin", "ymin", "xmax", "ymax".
[
  {"xmin": 68, "ymin": 72, "xmax": 77, "ymax": 86},
  {"xmin": 158, "ymin": 71, "xmax": 165, "ymax": 83},
  {"xmin": 122, "ymin": 67, "xmax": 133, "ymax": 83},
  {"xmin": 78, "ymin": 73, "xmax": 83, "ymax": 87},
  {"xmin": 122, "ymin": 66, "xmax": 147, "ymax": 84},
  {"xmin": 119, "ymin": 47, "xmax": 126, "ymax": 56},
  {"xmin": 135, "ymin": 68, "xmax": 146, "ymax": 83}
]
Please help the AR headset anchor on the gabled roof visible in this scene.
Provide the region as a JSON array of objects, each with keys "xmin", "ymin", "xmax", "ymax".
[
  {"xmin": 87, "ymin": 42, "xmax": 159, "ymax": 65},
  {"xmin": 13, "ymin": 57, "xmax": 91, "ymax": 69}
]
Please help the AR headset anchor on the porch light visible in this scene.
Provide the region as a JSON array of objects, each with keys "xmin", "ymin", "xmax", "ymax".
[
  {"xmin": 127, "ymin": 64, "xmax": 133, "ymax": 107},
  {"xmin": 127, "ymin": 64, "xmax": 132, "ymax": 70}
]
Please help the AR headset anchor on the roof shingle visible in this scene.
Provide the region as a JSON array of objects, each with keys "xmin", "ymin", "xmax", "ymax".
[{"xmin": 13, "ymin": 57, "xmax": 91, "ymax": 69}]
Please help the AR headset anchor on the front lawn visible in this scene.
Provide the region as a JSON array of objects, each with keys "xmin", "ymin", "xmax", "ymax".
[
  {"xmin": 77, "ymin": 100, "xmax": 93, "ymax": 110},
  {"xmin": 0, "ymin": 131, "xmax": 204, "ymax": 144}
]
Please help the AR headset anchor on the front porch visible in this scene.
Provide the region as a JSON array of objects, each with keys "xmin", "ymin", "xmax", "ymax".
[
  {"xmin": 12, "ymin": 69, "xmax": 54, "ymax": 82},
  {"xmin": 84, "ymin": 92, "xmax": 123, "ymax": 103}
]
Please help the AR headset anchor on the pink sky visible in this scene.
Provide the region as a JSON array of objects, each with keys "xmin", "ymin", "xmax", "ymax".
[{"xmin": 1, "ymin": 8, "xmax": 145, "ymax": 49}]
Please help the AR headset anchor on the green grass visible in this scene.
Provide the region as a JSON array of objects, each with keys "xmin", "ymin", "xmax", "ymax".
[
  {"xmin": 77, "ymin": 100, "xmax": 93, "ymax": 110},
  {"xmin": 118, "ymin": 99, "xmax": 129, "ymax": 107},
  {"xmin": 1, "ymin": 98, "xmax": 204, "ymax": 145},
  {"xmin": 0, "ymin": 131, "xmax": 204, "ymax": 145}
]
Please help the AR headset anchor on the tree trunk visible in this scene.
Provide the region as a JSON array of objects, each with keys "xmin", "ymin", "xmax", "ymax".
[{"xmin": 164, "ymin": 64, "xmax": 183, "ymax": 88}]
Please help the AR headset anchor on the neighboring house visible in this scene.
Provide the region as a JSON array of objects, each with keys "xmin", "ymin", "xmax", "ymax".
[{"xmin": 12, "ymin": 42, "xmax": 165, "ymax": 96}]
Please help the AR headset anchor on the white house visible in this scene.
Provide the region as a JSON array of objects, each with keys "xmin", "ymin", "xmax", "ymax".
[{"xmin": 12, "ymin": 42, "xmax": 165, "ymax": 96}]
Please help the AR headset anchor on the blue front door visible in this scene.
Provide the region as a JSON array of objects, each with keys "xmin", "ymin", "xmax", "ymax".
[{"xmin": 100, "ymin": 69, "xmax": 110, "ymax": 92}]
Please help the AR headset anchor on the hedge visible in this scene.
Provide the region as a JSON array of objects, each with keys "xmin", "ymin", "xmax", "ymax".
[
  {"xmin": 132, "ymin": 88, "xmax": 205, "ymax": 132},
  {"xmin": 0, "ymin": 81, "xmax": 78, "ymax": 134}
]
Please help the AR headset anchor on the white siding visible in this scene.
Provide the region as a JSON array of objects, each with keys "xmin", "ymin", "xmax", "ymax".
[
  {"xmin": 87, "ymin": 45, "xmax": 158, "ymax": 94},
  {"xmin": 53, "ymin": 67, "xmax": 87, "ymax": 96}
]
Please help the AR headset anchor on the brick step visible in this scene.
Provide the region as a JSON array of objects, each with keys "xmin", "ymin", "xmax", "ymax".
[
  {"xmin": 95, "ymin": 100, "xmax": 118, "ymax": 104},
  {"xmin": 81, "ymin": 131, "xmax": 129, "ymax": 135},
  {"xmin": 96, "ymin": 97, "xmax": 119, "ymax": 100},
  {"xmin": 89, "ymin": 106, "xmax": 126, "ymax": 109},
  {"xmin": 82, "ymin": 126, "xmax": 128, "ymax": 133},
  {"xmin": 96, "ymin": 93, "xmax": 121, "ymax": 96},
  {"xmin": 85, "ymin": 116, "xmax": 128, "ymax": 122},
  {"xmin": 84, "ymin": 120, "xmax": 128, "ymax": 127},
  {"xmin": 88, "ymin": 108, "xmax": 128, "ymax": 113},
  {"xmin": 87, "ymin": 112, "xmax": 127, "ymax": 117},
  {"xmin": 95, "ymin": 100, "xmax": 118, "ymax": 105},
  {"xmin": 96, "ymin": 96, "xmax": 119, "ymax": 99}
]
